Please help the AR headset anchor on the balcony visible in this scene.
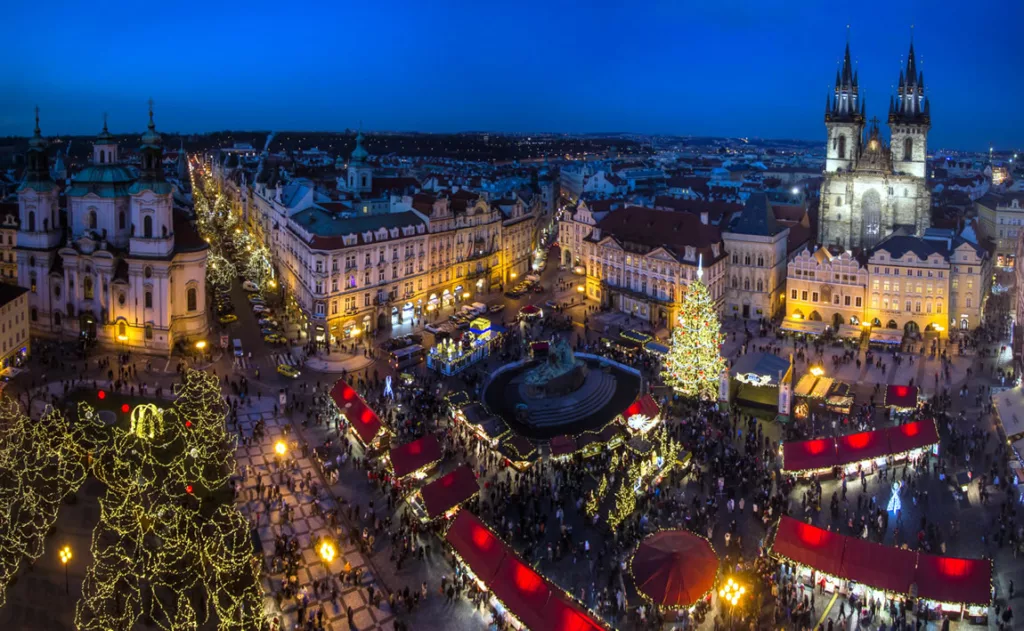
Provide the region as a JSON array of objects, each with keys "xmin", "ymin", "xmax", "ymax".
[{"xmin": 465, "ymin": 266, "xmax": 491, "ymax": 280}]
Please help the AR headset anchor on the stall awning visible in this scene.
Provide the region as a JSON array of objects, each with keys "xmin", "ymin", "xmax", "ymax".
[
  {"xmin": 810, "ymin": 377, "xmax": 834, "ymax": 400},
  {"xmin": 421, "ymin": 465, "xmax": 479, "ymax": 520},
  {"xmin": 885, "ymin": 385, "xmax": 918, "ymax": 409},
  {"xmin": 550, "ymin": 435, "xmax": 577, "ymax": 457},
  {"xmin": 992, "ymin": 386, "xmax": 1024, "ymax": 440},
  {"xmin": 914, "ymin": 553, "xmax": 992, "ymax": 606},
  {"xmin": 885, "ymin": 419, "xmax": 939, "ymax": 455},
  {"xmin": 446, "ymin": 391, "xmax": 470, "ymax": 408},
  {"xmin": 620, "ymin": 329, "xmax": 652, "ymax": 344},
  {"xmin": 770, "ymin": 517, "xmax": 845, "ymax": 577},
  {"xmin": 503, "ymin": 435, "xmax": 537, "ymax": 460},
  {"xmin": 330, "ymin": 380, "xmax": 383, "ymax": 445},
  {"xmin": 839, "ymin": 537, "xmax": 917, "ymax": 595},
  {"xmin": 390, "ymin": 434, "xmax": 442, "ymax": 478},
  {"xmin": 780, "ymin": 319, "xmax": 827, "ymax": 335},
  {"xmin": 643, "ymin": 341, "xmax": 669, "ymax": 355},
  {"xmin": 782, "ymin": 438, "xmax": 838, "ymax": 472},
  {"xmin": 837, "ymin": 324, "xmax": 863, "ymax": 340},
  {"xmin": 835, "ymin": 430, "xmax": 890, "ymax": 464},
  {"xmin": 490, "ymin": 555, "xmax": 554, "ymax": 631},
  {"xmin": 537, "ymin": 595, "xmax": 608, "ymax": 631},
  {"xmin": 444, "ymin": 511, "xmax": 506, "ymax": 584},
  {"xmin": 869, "ymin": 328, "xmax": 903, "ymax": 344},
  {"xmin": 794, "ymin": 374, "xmax": 818, "ymax": 397},
  {"xmin": 625, "ymin": 394, "xmax": 660, "ymax": 421}
]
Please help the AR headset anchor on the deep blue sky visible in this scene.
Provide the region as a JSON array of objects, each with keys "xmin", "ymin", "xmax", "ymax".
[{"xmin": 3, "ymin": 0, "xmax": 1021, "ymax": 151}]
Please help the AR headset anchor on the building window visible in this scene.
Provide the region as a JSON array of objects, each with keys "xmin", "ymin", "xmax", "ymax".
[
  {"xmin": 119, "ymin": 211, "xmax": 126, "ymax": 230},
  {"xmin": 143, "ymin": 215, "xmax": 153, "ymax": 238},
  {"xmin": 29, "ymin": 272, "xmax": 36, "ymax": 293},
  {"xmin": 145, "ymin": 291, "xmax": 152, "ymax": 309},
  {"xmin": 855, "ymin": 297, "xmax": 861, "ymax": 307},
  {"xmin": 903, "ymin": 138, "xmax": 913, "ymax": 161},
  {"xmin": 84, "ymin": 277, "xmax": 94, "ymax": 300},
  {"xmin": 791, "ymin": 289, "xmax": 797, "ymax": 300},
  {"xmin": 844, "ymin": 296, "xmax": 851, "ymax": 306},
  {"xmin": 30, "ymin": 308, "xmax": 36, "ymax": 322},
  {"xmin": 144, "ymin": 266, "xmax": 152, "ymax": 279},
  {"xmin": 187, "ymin": 287, "xmax": 197, "ymax": 311},
  {"xmin": 89, "ymin": 210, "xmax": 97, "ymax": 229},
  {"xmin": 27, "ymin": 212, "xmax": 35, "ymax": 232},
  {"xmin": 144, "ymin": 324, "xmax": 153, "ymax": 339},
  {"xmin": 801, "ymin": 291, "xmax": 807, "ymax": 301},
  {"xmin": 118, "ymin": 321, "xmax": 126, "ymax": 338},
  {"xmin": 812, "ymin": 292, "xmax": 818, "ymax": 302}
]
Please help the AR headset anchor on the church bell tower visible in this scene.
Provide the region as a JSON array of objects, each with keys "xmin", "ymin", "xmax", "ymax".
[
  {"xmin": 824, "ymin": 42, "xmax": 865, "ymax": 173},
  {"xmin": 888, "ymin": 41, "xmax": 930, "ymax": 179}
]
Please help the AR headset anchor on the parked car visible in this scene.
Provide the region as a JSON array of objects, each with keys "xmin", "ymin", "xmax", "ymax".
[
  {"xmin": 532, "ymin": 285, "xmax": 544, "ymax": 293},
  {"xmin": 258, "ymin": 318, "xmax": 278, "ymax": 327},
  {"xmin": 545, "ymin": 299, "xmax": 558, "ymax": 308},
  {"xmin": 264, "ymin": 333, "xmax": 287, "ymax": 345},
  {"xmin": 252, "ymin": 304, "xmax": 269, "ymax": 313},
  {"xmin": 489, "ymin": 304, "xmax": 504, "ymax": 313},
  {"xmin": 242, "ymin": 280, "xmax": 260, "ymax": 292},
  {"xmin": 218, "ymin": 314, "xmax": 238, "ymax": 324},
  {"xmin": 248, "ymin": 295, "xmax": 265, "ymax": 304},
  {"xmin": 276, "ymin": 364, "xmax": 301, "ymax": 378},
  {"xmin": 425, "ymin": 323, "xmax": 443, "ymax": 334}
]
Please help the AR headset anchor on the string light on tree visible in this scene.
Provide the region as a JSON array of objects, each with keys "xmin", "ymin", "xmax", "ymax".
[{"xmin": 662, "ymin": 255, "xmax": 727, "ymax": 401}]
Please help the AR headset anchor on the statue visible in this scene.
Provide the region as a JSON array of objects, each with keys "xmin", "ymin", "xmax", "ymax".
[{"xmin": 524, "ymin": 338, "xmax": 587, "ymax": 397}]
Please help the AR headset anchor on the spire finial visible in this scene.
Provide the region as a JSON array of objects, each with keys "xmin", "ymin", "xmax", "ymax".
[
  {"xmin": 34, "ymin": 106, "xmax": 40, "ymax": 136},
  {"xmin": 697, "ymin": 253, "xmax": 703, "ymax": 281},
  {"xmin": 147, "ymin": 98, "xmax": 155, "ymax": 130},
  {"xmin": 102, "ymin": 111, "xmax": 109, "ymax": 133}
]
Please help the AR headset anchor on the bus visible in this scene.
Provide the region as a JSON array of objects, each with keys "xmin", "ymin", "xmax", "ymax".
[{"xmin": 389, "ymin": 344, "xmax": 427, "ymax": 370}]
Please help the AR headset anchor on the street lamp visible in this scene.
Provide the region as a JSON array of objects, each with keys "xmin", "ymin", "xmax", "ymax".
[
  {"xmin": 318, "ymin": 539, "xmax": 337, "ymax": 564},
  {"xmin": 809, "ymin": 365, "xmax": 824, "ymax": 377},
  {"xmin": 195, "ymin": 340, "xmax": 207, "ymax": 351},
  {"xmin": 719, "ymin": 577, "xmax": 745, "ymax": 625},
  {"xmin": 576, "ymin": 285, "xmax": 585, "ymax": 294},
  {"xmin": 274, "ymin": 441, "xmax": 287, "ymax": 457},
  {"xmin": 59, "ymin": 545, "xmax": 72, "ymax": 594}
]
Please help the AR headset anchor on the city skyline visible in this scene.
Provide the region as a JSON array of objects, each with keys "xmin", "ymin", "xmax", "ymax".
[{"xmin": 3, "ymin": 1, "xmax": 1022, "ymax": 151}]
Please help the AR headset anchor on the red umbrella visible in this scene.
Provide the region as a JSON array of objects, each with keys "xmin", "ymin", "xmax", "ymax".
[{"xmin": 630, "ymin": 530, "xmax": 719, "ymax": 608}]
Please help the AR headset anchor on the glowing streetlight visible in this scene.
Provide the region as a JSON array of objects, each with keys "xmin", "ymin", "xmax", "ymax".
[
  {"xmin": 576, "ymin": 285, "xmax": 585, "ymax": 293},
  {"xmin": 510, "ymin": 272, "xmax": 517, "ymax": 279},
  {"xmin": 117, "ymin": 334, "xmax": 128, "ymax": 343},
  {"xmin": 809, "ymin": 365, "xmax": 824, "ymax": 377},
  {"xmin": 195, "ymin": 340, "xmax": 207, "ymax": 351},
  {"xmin": 59, "ymin": 545, "xmax": 72, "ymax": 594},
  {"xmin": 274, "ymin": 441, "xmax": 287, "ymax": 457},
  {"xmin": 719, "ymin": 576, "xmax": 745, "ymax": 608},
  {"xmin": 462, "ymin": 291, "xmax": 471, "ymax": 299},
  {"xmin": 318, "ymin": 540, "xmax": 337, "ymax": 564}
]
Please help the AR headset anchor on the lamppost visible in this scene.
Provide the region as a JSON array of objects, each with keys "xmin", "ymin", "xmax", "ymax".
[
  {"xmin": 274, "ymin": 440, "xmax": 287, "ymax": 458},
  {"xmin": 718, "ymin": 576, "xmax": 745, "ymax": 629},
  {"xmin": 318, "ymin": 539, "xmax": 337, "ymax": 565},
  {"xmin": 59, "ymin": 545, "xmax": 72, "ymax": 594},
  {"xmin": 195, "ymin": 340, "xmax": 207, "ymax": 361}
]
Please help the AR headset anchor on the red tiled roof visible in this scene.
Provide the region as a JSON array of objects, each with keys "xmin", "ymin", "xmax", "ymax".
[{"xmin": 592, "ymin": 206, "xmax": 724, "ymax": 261}]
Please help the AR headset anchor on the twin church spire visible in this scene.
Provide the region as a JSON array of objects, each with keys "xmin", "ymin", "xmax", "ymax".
[{"xmin": 826, "ymin": 35, "xmax": 929, "ymax": 126}]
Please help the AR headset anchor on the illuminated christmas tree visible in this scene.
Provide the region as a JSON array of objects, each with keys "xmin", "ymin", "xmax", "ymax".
[{"xmin": 662, "ymin": 256, "xmax": 727, "ymax": 400}]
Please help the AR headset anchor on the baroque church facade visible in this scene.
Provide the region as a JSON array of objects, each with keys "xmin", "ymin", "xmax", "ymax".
[
  {"xmin": 15, "ymin": 108, "xmax": 209, "ymax": 353},
  {"xmin": 818, "ymin": 41, "xmax": 931, "ymax": 250}
]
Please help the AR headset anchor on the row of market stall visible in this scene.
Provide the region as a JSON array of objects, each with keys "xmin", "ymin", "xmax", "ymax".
[
  {"xmin": 445, "ymin": 510, "xmax": 609, "ymax": 631},
  {"xmin": 780, "ymin": 318, "xmax": 905, "ymax": 346},
  {"xmin": 769, "ymin": 516, "xmax": 991, "ymax": 623},
  {"xmin": 782, "ymin": 418, "xmax": 939, "ymax": 476}
]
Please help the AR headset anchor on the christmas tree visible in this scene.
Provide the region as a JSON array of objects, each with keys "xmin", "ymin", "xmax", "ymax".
[{"xmin": 662, "ymin": 256, "xmax": 727, "ymax": 400}]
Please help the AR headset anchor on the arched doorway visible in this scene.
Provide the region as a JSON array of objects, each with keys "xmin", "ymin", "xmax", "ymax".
[
  {"xmin": 832, "ymin": 313, "xmax": 844, "ymax": 329},
  {"xmin": 871, "ymin": 318, "xmax": 881, "ymax": 327},
  {"xmin": 563, "ymin": 249, "xmax": 572, "ymax": 266},
  {"xmin": 904, "ymin": 321, "xmax": 920, "ymax": 336},
  {"xmin": 377, "ymin": 312, "xmax": 387, "ymax": 331},
  {"xmin": 808, "ymin": 311, "xmax": 822, "ymax": 322},
  {"xmin": 861, "ymin": 189, "xmax": 883, "ymax": 247},
  {"xmin": 960, "ymin": 318, "xmax": 969, "ymax": 330},
  {"xmin": 886, "ymin": 320, "xmax": 898, "ymax": 329},
  {"xmin": 849, "ymin": 316, "xmax": 860, "ymax": 325},
  {"xmin": 792, "ymin": 309, "xmax": 804, "ymax": 319}
]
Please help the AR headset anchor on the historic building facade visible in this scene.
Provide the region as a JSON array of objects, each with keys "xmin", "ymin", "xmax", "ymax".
[
  {"xmin": 818, "ymin": 42, "xmax": 931, "ymax": 250},
  {"xmin": 16, "ymin": 109, "xmax": 208, "ymax": 353},
  {"xmin": 722, "ymin": 193, "xmax": 790, "ymax": 320}
]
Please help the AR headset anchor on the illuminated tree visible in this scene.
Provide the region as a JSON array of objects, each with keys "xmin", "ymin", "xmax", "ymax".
[
  {"xmin": 608, "ymin": 478, "xmax": 636, "ymax": 531},
  {"xmin": 662, "ymin": 260, "xmax": 727, "ymax": 400}
]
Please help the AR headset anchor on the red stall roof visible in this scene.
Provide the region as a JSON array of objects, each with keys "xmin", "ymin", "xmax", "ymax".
[
  {"xmin": 420, "ymin": 465, "xmax": 479, "ymax": 520},
  {"xmin": 390, "ymin": 434, "xmax": 442, "ymax": 478},
  {"xmin": 770, "ymin": 517, "xmax": 845, "ymax": 577},
  {"xmin": 839, "ymin": 537, "xmax": 917, "ymax": 595},
  {"xmin": 625, "ymin": 394, "xmax": 660, "ymax": 420},
  {"xmin": 835, "ymin": 430, "xmax": 891, "ymax": 466},
  {"xmin": 914, "ymin": 554, "xmax": 992, "ymax": 606},
  {"xmin": 886, "ymin": 420, "xmax": 939, "ymax": 455},
  {"xmin": 330, "ymin": 380, "xmax": 383, "ymax": 445},
  {"xmin": 782, "ymin": 438, "xmax": 838, "ymax": 472},
  {"xmin": 537, "ymin": 595, "xmax": 608, "ymax": 631},
  {"xmin": 885, "ymin": 384, "xmax": 918, "ymax": 409},
  {"xmin": 444, "ymin": 511, "xmax": 505, "ymax": 584},
  {"xmin": 490, "ymin": 555, "xmax": 553, "ymax": 631},
  {"xmin": 550, "ymin": 435, "xmax": 577, "ymax": 457}
]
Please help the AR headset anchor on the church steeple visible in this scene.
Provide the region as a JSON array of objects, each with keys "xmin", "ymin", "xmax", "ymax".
[
  {"xmin": 827, "ymin": 37, "xmax": 864, "ymax": 123},
  {"xmin": 92, "ymin": 113, "xmax": 119, "ymax": 165},
  {"xmin": 890, "ymin": 38, "xmax": 929, "ymax": 125},
  {"xmin": 138, "ymin": 99, "xmax": 164, "ymax": 179},
  {"xmin": 25, "ymin": 106, "xmax": 50, "ymax": 181}
]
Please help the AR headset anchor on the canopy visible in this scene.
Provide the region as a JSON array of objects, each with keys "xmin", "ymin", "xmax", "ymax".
[
  {"xmin": 330, "ymin": 380, "xmax": 383, "ymax": 445},
  {"xmin": 836, "ymin": 324, "xmax": 863, "ymax": 340},
  {"xmin": 629, "ymin": 530, "xmax": 719, "ymax": 607},
  {"xmin": 620, "ymin": 329, "xmax": 652, "ymax": 343},
  {"xmin": 550, "ymin": 435, "xmax": 577, "ymax": 457},
  {"xmin": 770, "ymin": 517, "xmax": 845, "ymax": 577},
  {"xmin": 782, "ymin": 438, "xmax": 837, "ymax": 472},
  {"xmin": 504, "ymin": 435, "xmax": 537, "ymax": 460},
  {"xmin": 870, "ymin": 328, "xmax": 903, "ymax": 345},
  {"xmin": 885, "ymin": 385, "xmax": 918, "ymax": 409},
  {"xmin": 537, "ymin": 596, "xmax": 607, "ymax": 631},
  {"xmin": 839, "ymin": 537, "xmax": 917, "ymax": 594},
  {"xmin": 914, "ymin": 554, "xmax": 992, "ymax": 606},
  {"xmin": 420, "ymin": 465, "xmax": 478, "ymax": 520},
  {"xmin": 625, "ymin": 394, "xmax": 660, "ymax": 421},
  {"xmin": 490, "ymin": 555, "xmax": 553, "ymax": 631},
  {"xmin": 643, "ymin": 341, "xmax": 669, "ymax": 355},
  {"xmin": 794, "ymin": 374, "xmax": 818, "ymax": 397},
  {"xmin": 780, "ymin": 319, "xmax": 827, "ymax": 335},
  {"xmin": 390, "ymin": 434, "xmax": 442, "ymax": 478},
  {"xmin": 886, "ymin": 420, "xmax": 939, "ymax": 455},
  {"xmin": 992, "ymin": 386, "xmax": 1024, "ymax": 440},
  {"xmin": 520, "ymin": 304, "xmax": 541, "ymax": 315},
  {"xmin": 444, "ymin": 511, "xmax": 505, "ymax": 584},
  {"xmin": 835, "ymin": 430, "xmax": 890, "ymax": 464}
]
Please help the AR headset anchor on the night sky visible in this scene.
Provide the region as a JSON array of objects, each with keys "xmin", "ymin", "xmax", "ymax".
[{"xmin": 3, "ymin": 0, "xmax": 1021, "ymax": 151}]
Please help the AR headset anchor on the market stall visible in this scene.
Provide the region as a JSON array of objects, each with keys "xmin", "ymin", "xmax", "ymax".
[
  {"xmin": 782, "ymin": 438, "xmax": 838, "ymax": 474},
  {"xmin": 643, "ymin": 340, "xmax": 670, "ymax": 355},
  {"xmin": 453, "ymin": 402, "xmax": 509, "ymax": 446},
  {"xmin": 427, "ymin": 318, "xmax": 506, "ymax": 376},
  {"xmin": 417, "ymin": 464, "xmax": 479, "ymax": 521},
  {"xmin": 782, "ymin": 420, "xmax": 940, "ymax": 475},
  {"xmin": 725, "ymin": 352, "xmax": 793, "ymax": 415},
  {"xmin": 389, "ymin": 434, "xmax": 443, "ymax": 480},
  {"xmin": 620, "ymin": 329, "xmax": 652, "ymax": 345},
  {"xmin": 329, "ymin": 379, "xmax": 386, "ymax": 447},
  {"xmin": 549, "ymin": 435, "xmax": 577, "ymax": 459},
  {"xmin": 885, "ymin": 385, "xmax": 919, "ymax": 412},
  {"xmin": 499, "ymin": 435, "xmax": 539, "ymax": 470},
  {"xmin": 770, "ymin": 517, "xmax": 845, "ymax": 578},
  {"xmin": 519, "ymin": 304, "xmax": 543, "ymax": 320},
  {"xmin": 991, "ymin": 385, "xmax": 1024, "ymax": 441},
  {"xmin": 623, "ymin": 393, "xmax": 661, "ymax": 434},
  {"xmin": 836, "ymin": 324, "xmax": 864, "ymax": 341},
  {"xmin": 780, "ymin": 318, "xmax": 828, "ymax": 336},
  {"xmin": 869, "ymin": 328, "xmax": 903, "ymax": 346},
  {"xmin": 914, "ymin": 553, "xmax": 993, "ymax": 622}
]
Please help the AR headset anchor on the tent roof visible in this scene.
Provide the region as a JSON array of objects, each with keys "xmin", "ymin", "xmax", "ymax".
[
  {"xmin": 550, "ymin": 435, "xmax": 577, "ymax": 456},
  {"xmin": 835, "ymin": 430, "xmax": 890, "ymax": 464},
  {"xmin": 885, "ymin": 385, "xmax": 918, "ymax": 408},
  {"xmin": 886, "ymin": 419, "xmax": 939, "ymax": 454},
  {"xmin": 537, "ymin": 595, "xmax": 608, "ymax": 631},
  {"xmin": 330, "ymin": 380, "xmax": 383, "ymax": 444},
  {"xmin": 624, "ymin": 393, "xmax": 660, "ymax": 420},
  {"xmin": 839, "ymin": 537, "xmax": 917, "ymax": 595},
  {"xmin": 444, "ymin": 511, "xmax": 506, "ymax": 585},
  {"xmin": 629, "ymin": 530, "xmax": 719, "ymax": 607},
  {"xmin": 782, "ymin": 438, "xmax": 838, "ymax": 472},
  {"xmin": 490, "ymin": 555, "xmax": 553, "ymax": 630},
  {"xmin": 914, "ymin": 553, "xmax": 992, "ymax": 606},
  {"xmin": 389, "ymin": 434, "xmax": 442, "ymax": 478},
  {"xmin": 420, "ymin": 465, "xmax": 478, "ymax": 519},
  {"xmin": 769, "ymin": 517, "xmax": 845, "ymax": 577}
]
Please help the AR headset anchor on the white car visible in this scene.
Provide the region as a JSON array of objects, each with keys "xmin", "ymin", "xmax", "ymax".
[
  {"xmin": 425, "ymin": 323, "xmax": 443, "ymax": 334},
  {"xmin": 252, "ymin": 304, "xmax": 269, "ymax": 313},
  {"xmin": 242, "ymin": 280, "xmax": 260, "ymax": 292}
]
